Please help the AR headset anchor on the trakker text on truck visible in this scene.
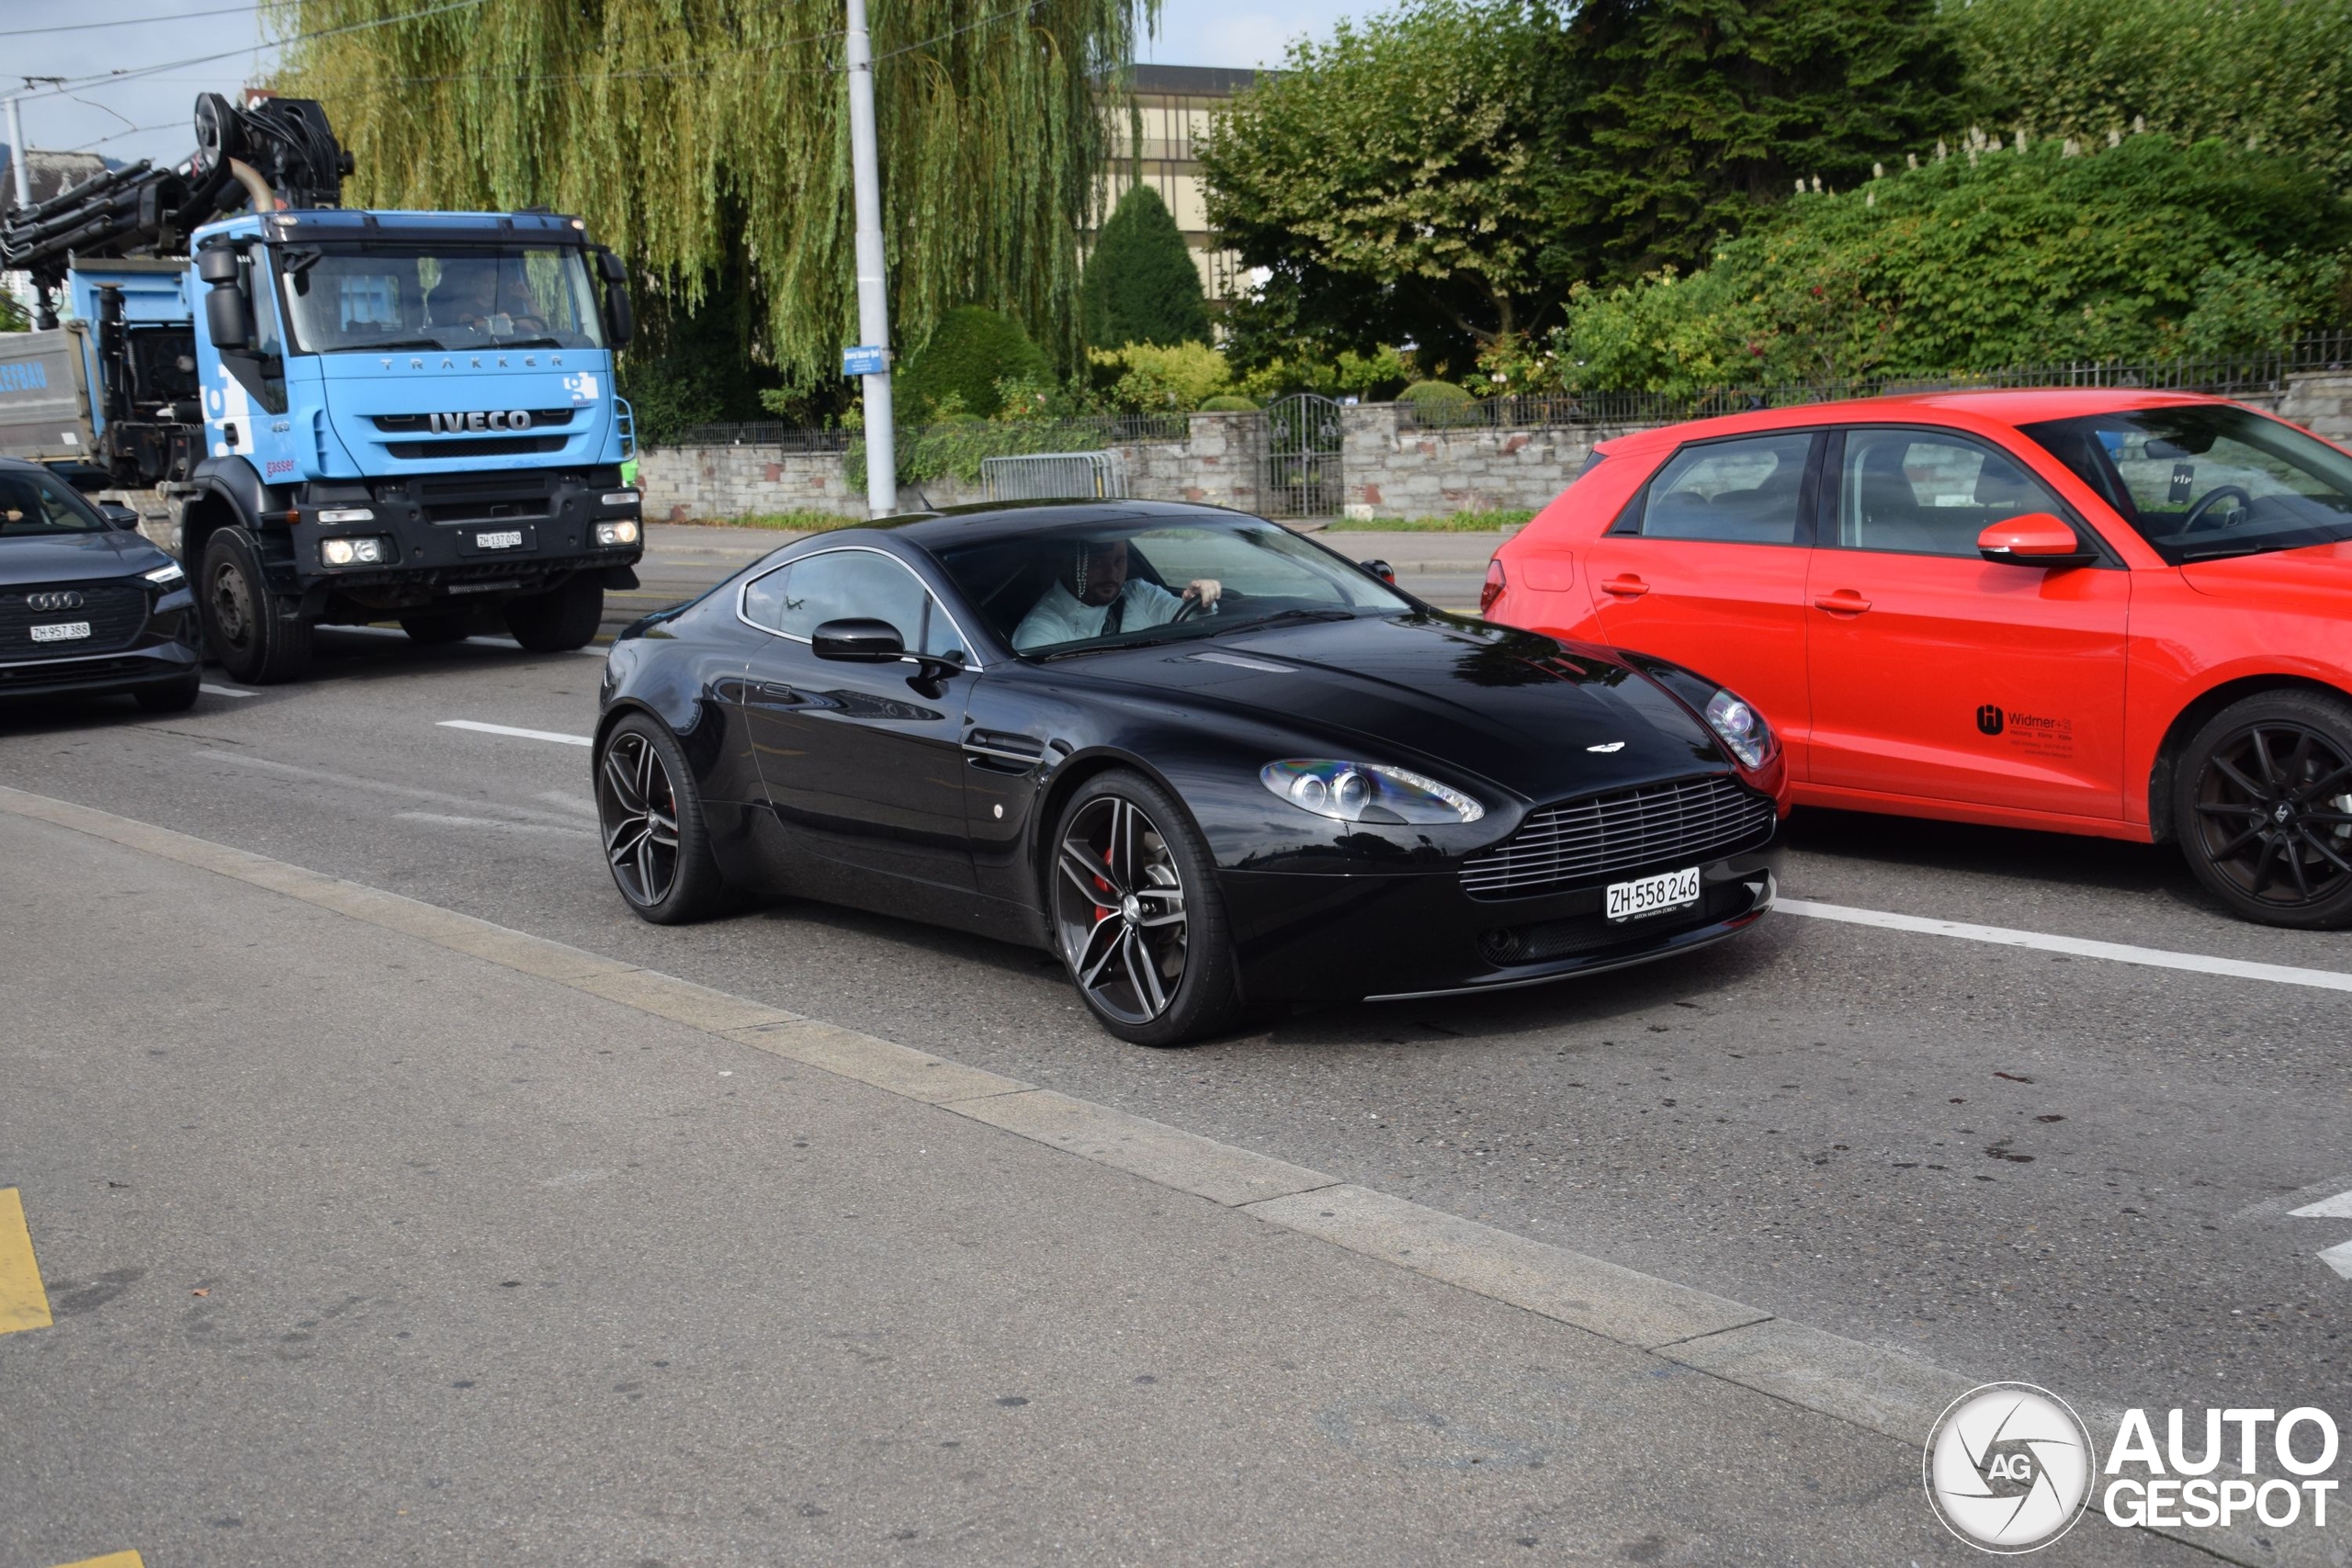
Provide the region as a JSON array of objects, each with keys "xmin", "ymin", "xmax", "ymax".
[{"xmin": 0, "ymin": 92, "xmax": 644, "ymax": 682}]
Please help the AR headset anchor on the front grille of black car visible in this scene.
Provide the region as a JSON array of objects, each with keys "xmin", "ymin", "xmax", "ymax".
[
  {"xmin": 0, "ymin": 654, "xmax": 153, "ymax": 686},
  {"xmin": 1477, "ymin": 880, "xmax": 1758, "ymax": 966},
  {"xmin": 0, "ymin": 581, "xmax": 149, "ymax": 660},
  {"xmin": 1459, "ymin": 773, "xmax": 1775, "ymax": 900}
]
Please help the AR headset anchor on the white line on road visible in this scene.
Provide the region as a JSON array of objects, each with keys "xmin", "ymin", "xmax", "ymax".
[
  {"xmin": 437, "ymin": 719, "xmax": 594, "ymax": 748},
  {"xmin": 2290, "ymin": 1189, "xmax": 2352, "ymax": 1220},
  {"xmin": 1777, "ymin": 897, "xmax": 2352, "ymax": 994},
  {"xmin": 199, "ymin": 683, "xmax": 258, "ymax": 697},
  {"xmin": 2318, "ymin": 1241, "xmax": 2352, "ymax": 1280}
]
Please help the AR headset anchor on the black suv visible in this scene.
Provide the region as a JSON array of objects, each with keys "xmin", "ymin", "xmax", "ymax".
[{"xmin": 0, "ymin": 458, "xmax": 201, "ymax": 711}]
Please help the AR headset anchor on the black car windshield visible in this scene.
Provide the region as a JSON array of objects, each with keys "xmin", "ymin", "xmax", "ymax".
[
  {"xmin": 276, "ymin": 243, "xmax": 606, "ymax": 355},
  {"xmin": 930, "ymin": 514, "xmax": 1415, "ymax": 656},
  {"xmin": 2019, "ymin": 404, "xmax": 2352, "ymax": 563},
  {"xmin": 0, "ymin": 468, "xmax": 107, "ymax": 535}
]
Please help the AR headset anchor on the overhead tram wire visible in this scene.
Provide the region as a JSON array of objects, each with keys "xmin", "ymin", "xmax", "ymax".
[
  {"xmin": 13, "ymin": 4, "xmax": 262, "ymax": 37},
  {"xmin": 15, "ymin": 0, "xmax": 496, "ymax": 103}
]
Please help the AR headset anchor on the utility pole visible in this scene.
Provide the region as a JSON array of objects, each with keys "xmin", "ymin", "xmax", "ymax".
[
  {"xmin": 6, "ymin": 95, "xmax": 29, "ymax": 209},
  {"xmin": 842, "ymin": 0, "xmax": 896, "ymax": 517}
]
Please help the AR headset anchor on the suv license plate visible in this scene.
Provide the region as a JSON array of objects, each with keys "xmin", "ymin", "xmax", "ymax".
[
  {"xmin": 476, "ymin": 529, "xmax": 525, "ymax": 550},
  {"xmin": 1606, "ymin": 866, "xmax": 1702, "ymax": 922},
  {"xmin": 30, "ymin": 621, "xmax": 92, "ymax": 644}
]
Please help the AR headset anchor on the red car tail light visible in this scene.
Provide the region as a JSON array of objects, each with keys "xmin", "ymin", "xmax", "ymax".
[{"xmin": 1480, "ymin": 558, "xmax": 1506, "ymax": 615}]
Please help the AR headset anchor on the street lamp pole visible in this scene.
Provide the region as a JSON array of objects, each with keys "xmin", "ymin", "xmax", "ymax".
[
  {"xmin": 843, "ymin": 0, "xmax": 896, "ymax": 517},
  {"xmin": 6, "ymin": 96, "xmax": 30, "ymax": 209}
]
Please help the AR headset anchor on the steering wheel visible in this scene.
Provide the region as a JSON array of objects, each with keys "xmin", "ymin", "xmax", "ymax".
[
  {"xmin": 2181, "ymin": 484, "xmax": 2255, "ymax": 533},
  {"xmin": 1169, "ymin": 592, "xmax": 1216, "ymax": 624}
]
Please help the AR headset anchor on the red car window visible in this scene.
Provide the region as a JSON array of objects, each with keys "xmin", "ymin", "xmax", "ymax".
[
  {"xmin": 1613, "ymin": 431, "xmax": 1815, "ymax": 545},
  {"xmin": 1828, "ymin": 428, "xmax": 2068, "ymax": 558}
]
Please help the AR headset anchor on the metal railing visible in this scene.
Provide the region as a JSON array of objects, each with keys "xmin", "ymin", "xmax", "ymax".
[{"xmin": 982, "ymin": 450, "xmax": 1128, "ymax": 502}]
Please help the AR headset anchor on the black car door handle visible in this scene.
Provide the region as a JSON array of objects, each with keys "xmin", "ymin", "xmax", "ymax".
[{"xmin": 753, "ymin": 681, "xmax": 805, "ymax": 704}]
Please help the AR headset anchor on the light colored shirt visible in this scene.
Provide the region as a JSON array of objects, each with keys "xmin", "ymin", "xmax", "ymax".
[{"xmin": 1012, "ymin": 577, "xmax": 1189, "ymax": 652}]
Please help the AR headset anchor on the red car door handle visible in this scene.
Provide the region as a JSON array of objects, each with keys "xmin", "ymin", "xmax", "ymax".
[
  {"xmin": 1601, "ymin": 575, "xmax": 1649, "ymax": 598},
  {"xmin": 1814, "ymin": 591, "xmax": 1871, "ymax": 614}
]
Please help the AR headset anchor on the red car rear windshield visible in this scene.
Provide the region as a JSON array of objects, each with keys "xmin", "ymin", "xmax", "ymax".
[{"xmin": 2019, "ymin": 405, "xmax": 2352, "ymax": 564}]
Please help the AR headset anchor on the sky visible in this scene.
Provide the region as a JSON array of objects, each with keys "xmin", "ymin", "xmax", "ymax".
[{"xmin": 4, "ymin": 0, "xmax": 1375, "ymax": 176}]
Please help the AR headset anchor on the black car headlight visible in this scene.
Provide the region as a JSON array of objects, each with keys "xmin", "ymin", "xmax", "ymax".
[
  {"xmin": 1703, "ymin": 688, "xmax": 1773, "ymax": 770},
  {"xmin": 1261, "ymin": 760, "xmax": 1486, "ymax": 825}
]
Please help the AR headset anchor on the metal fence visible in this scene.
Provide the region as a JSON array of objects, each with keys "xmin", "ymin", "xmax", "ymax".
[
  {"xmin": 1395, "ymin": 333, "xmax": 2352, "ymax": 433},
  {"xmin": 982, "ymin": 450, "xmax": 1127, "ymax": 502}
]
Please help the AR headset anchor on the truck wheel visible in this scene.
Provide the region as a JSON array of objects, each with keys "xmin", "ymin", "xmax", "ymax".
[
  {"xmin": 198, "ymin": 527, "xmax": 313, "ymax": 684},
  {"xmin": 504, "ymin": 576, "xmax": 603, "ymax": 652},
  {"xmin": 400, "ymin": 613, "xmax": 470, "ymax": 645}
]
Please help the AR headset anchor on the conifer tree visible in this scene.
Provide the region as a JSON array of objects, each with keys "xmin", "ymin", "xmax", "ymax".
[{"xmin": 1081, "ymin": 183, "xmax": 1212, "ymax": 346}]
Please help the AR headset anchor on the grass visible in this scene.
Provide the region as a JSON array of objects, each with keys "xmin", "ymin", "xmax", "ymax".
[{"xmin": 1327, "ymin": 509, "xmax": 1536, "ymax": 533}]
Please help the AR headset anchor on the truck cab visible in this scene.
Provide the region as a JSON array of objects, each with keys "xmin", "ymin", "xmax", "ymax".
[{"xmin": 173, "ymin": 207, "xmax": 642, "ymax": 679}]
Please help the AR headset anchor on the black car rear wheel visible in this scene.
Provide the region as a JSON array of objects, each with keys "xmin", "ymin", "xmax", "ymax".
[
  {"xmin": 595, "ymin": 714, "xmax": 729, "ymax": 923},
  {"xmin": 1050, "ymin": 771, "xmax": 1238, "ymax": 1046},
  {"xmin": 2175, "ymin": 690, "xmax": 2352, "ymax": 928}
]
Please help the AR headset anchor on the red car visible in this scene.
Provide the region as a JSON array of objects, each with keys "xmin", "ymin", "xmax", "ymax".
[{"xmin": 1484, "ymin": 390, "xmax": 2352, "ymax": 928}]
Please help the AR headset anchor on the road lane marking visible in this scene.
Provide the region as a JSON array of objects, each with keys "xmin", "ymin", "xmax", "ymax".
[
  {"xmin": 198, "ymin": 682, "xmax": 258, "ymax": 697},
  {"xmin": 437, "ymin": 719, "xmax": 594, "ymax": 748},
  {"xmin": 2290, "ymin": 1188, "xmax": 2352, "ymax": 1219},
  {"xmin": 1778, "ymin": 897, "xmax": 2352, "ymax": 994},
  {"xmin": 51, "ymin": 1554, "xmax": 146, "ymax": 1568},
  {"xmin": 0, "ymin": 1188, "xmax": 55, "ymax": 1334}
]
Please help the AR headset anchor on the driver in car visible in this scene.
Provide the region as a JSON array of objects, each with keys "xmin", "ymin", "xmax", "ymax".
[
  {"xmin": 1013, "ymin": 536, "xmax": 1220, "ymax": 652},
  {"xmin": 429, "ymin": 262, "xmax": 533, "ymax": 335}
]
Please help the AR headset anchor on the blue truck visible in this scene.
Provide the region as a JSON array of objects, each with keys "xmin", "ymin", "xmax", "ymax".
[{"xmin": 0, "ymin": 94, "xmax": 643, "ymax": 682}]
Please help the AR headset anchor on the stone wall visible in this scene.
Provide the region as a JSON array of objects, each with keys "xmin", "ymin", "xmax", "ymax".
[{"xmin": 636, "ymin": 370, "xmax": 2352, "ymax": 524}]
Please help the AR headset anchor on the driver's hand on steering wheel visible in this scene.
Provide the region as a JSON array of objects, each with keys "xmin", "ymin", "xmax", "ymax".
[{"xmin": 1182, "ymin": 579, "xmax": 1222, "ymax": 609}]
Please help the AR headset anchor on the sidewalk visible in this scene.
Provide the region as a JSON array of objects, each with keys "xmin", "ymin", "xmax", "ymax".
[{"xmin": 0, "ymin": 809, "xmax": 2184, "ymax": 1565}]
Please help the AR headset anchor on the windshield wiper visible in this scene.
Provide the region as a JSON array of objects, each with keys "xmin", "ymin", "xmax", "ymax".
[
  {"xmin": 489, "ymin": 336, "xmax": 571, "ymax": 351},
  {"xmin": 1211, "ymin": 606, "xmax": 1358, "ymax": 635},
  {"xmin": 339, "ymin": 337, "xmax": 447, "ymax": 352}
]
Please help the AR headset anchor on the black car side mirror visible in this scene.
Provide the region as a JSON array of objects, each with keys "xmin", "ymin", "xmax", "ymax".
[
  {"xmin": 1360, "ymin": 558, "xmax": 1397, "ymax": 585},
  {"xmin": 97, "ymin": 502, "xmax": 141, "ymax": 531},
  {"xmin": 811, "ymin": 618, "xmax": 904, "ymax": 661}
]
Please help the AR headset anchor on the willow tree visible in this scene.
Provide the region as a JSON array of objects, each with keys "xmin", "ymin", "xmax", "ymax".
[{"xmin": 268, "ymin": 0, "xmax": 1148, "ymax": 386}]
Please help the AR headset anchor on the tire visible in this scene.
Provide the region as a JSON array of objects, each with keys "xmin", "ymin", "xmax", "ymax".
[
  {"xmin": 198, "ymin": 526, "xmax": 313, "ymax": 683},
  {"xmin": 400, "ymin": 613, "xmax": 470, "ymax": 645},
  {"xmin": 2173, "ymin": 688, "xmax": 2352, "ymax": 929},
  {"xmin": 594, "ymin": 712, "xmax": 730, "ymax": 924},
  {"xmin": 133, "ymin": 672, "xmax": 200, "ymax": 714},
  {"xmin": 504, "ymin": 575, "xmax": 603, "ymax": 652},
  {"xmin": 1047, "ymin": 769, "xmax": 1240, "ymax": 1046}
]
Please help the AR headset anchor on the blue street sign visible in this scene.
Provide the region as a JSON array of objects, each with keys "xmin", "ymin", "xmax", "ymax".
[{"xmin": 842, "ymin": 344, "xmax": 888, "ymax": 378}]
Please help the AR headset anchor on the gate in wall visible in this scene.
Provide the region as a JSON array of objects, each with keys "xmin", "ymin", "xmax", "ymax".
[{"xmin": 1260, "ymin": 393, "xmax": 1344, "ymax": 518}]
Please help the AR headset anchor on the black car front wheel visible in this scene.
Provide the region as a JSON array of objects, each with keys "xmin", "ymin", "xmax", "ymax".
[
  {"xmin": 594, "ymin": 714, "xmax": 729, "ymax": 923},
  {"xmin": 1050, "ymin": 770, "xmax": 1238, "ymax": 1046},
  {"xmin": 2175, "ymin": 689, "xmax": 2352, "ymax": 928}
]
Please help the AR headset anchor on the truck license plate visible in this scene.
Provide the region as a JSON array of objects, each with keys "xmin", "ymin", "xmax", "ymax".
[
  {"xmin": 476, "ymin": 529, "xmax": 524, "ymax": 550},
  {"xmin": 1606, "ymin": 866, "xmax": 1702, "ymax": 921},
  {"xmin": 30, "ymin": 621, "xmax": 92, "ymax": 644}
]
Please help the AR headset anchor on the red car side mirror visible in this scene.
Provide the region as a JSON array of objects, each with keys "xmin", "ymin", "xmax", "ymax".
[{"xmin": 1978, "ymin": 513, "xmax": 2095, "ymax": 568}]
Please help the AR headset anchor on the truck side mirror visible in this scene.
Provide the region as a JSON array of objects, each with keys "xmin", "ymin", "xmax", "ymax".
[
  {"xmin": 594, "ymin": 250, "xmax": 634, "ymax": 349},
  {"xmin": 198, "ymin": 246, "xmax": 253, "ymax": 351}
]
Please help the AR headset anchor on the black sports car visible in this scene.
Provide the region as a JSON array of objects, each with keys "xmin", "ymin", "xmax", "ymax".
[
  {"xmin": 0, "ymin": 458, "xmax": 202, "ymax": 711},
  {"xmin": 594, "ymin": 501, "xmax": 1789, "ymax": 1044}
]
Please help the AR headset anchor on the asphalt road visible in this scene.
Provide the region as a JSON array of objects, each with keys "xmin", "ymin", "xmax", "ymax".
[{"xmin": 3, "ymin": 523, "xmax": 2348, "ymax": 1560}]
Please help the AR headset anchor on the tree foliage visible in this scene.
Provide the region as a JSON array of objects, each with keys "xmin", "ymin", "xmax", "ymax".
[
  {"xmin": 896, "ymin": 306, "xmax": 1052, "ymax": 419},
  {"xmin": 1955, "ymin": 0, "xmax": 2352, "ymax": 189},
  {"xmin": 272, "ymin": 0, "xmax": 1150, "ymax": 389},
  {"xmin": 1088, "ymin": 340, "xmax": 1231, "ymax": 411},
  {"xmin": 1555, "ymin": 134, "xmax": 2352, "ymax": 395},
  {"xmin": 1081, "ymin": 183, "xmax": 1211, "ymax": 347},
  {"xmin": 1197, "ymin": 0, "xmax": 1563, "ymax": 371}
]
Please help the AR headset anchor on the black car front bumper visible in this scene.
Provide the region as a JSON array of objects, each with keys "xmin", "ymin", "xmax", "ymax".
[
  {"xmin": 1218, "ymin": 844, "xmax": 1780, "ymax": 1004},
  {"xmin": 0, "ymin": 600, "xmax": 199, "ymax": 704}
]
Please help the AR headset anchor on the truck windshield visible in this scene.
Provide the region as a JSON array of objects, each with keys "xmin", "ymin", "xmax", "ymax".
[
  {"xmin": 276, "ymin": 243, "xmax": 606, "ymax": 355},
  {"xmin": 0, "ymin": 468, "xmax": 107, "ymax": 535}
]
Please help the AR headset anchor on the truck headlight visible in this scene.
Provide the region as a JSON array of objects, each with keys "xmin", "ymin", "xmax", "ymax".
[
  {"xmin": 1261, "ymin": 760, "xmax": 1485, "ymax": 825},
  {"xmin": 595, "ymin": 519, "xmax": 639, "ymax": 546},
  {"xmin": 1703, "ymin": 688, "xmax": 1773, "ymax": 769},
  {"xmin": 322, "ymin": 536, "xmax": 391, "ymax": 566},
  {"xmin": 316, "ymin": 507, "xmax": 375, "ymax": 524}
]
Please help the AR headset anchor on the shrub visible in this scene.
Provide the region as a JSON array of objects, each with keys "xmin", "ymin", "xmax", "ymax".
[
  {"xmin": 1082, "ymin": 184, "xmax": 1212, "ymax": 347},
  {"xmin": 1198, "ymin": 394, "xmax": 1260, "ymax": 412},
  {"xmin": 1399, "ymin": 380, "xmax": 1474, "ymax": 407},
  {"xmin": 898, "ymin": 307, "xmax": 1052, "ymax": 420},
  {"xmin": 1089, "ymin": 340, "xmax": 1234, "ymax": 412}
]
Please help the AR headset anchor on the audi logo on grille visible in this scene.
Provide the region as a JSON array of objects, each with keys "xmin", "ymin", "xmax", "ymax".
[
  {"xmin": 26, "ymin": 592, "xmax": 84, "ymax": 612},
  {"xmin": 427, "ymin": 410, "xmax": 535, "ymax": 434}
]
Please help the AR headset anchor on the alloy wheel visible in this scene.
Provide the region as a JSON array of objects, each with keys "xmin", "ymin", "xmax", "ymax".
[
  {"xmin": 2190, "ymin": 721, "xmax": 2352, "ymax": 908},
  {"xmin": 1053, "ymin": 795, "xmax": 1189, "ymax": 1025},
  {"xmin": 598, "ymin": 731, "xmax": 683, "ymax": 906}
]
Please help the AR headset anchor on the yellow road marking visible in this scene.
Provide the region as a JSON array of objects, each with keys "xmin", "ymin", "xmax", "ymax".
[
  {"xmin": 0, "ymin": 1187, "xmax": 54, "ymax": 1334},
  {"xmin": 52, "ymin": 1553, "xmax": 146, "ymax": 1567}
]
